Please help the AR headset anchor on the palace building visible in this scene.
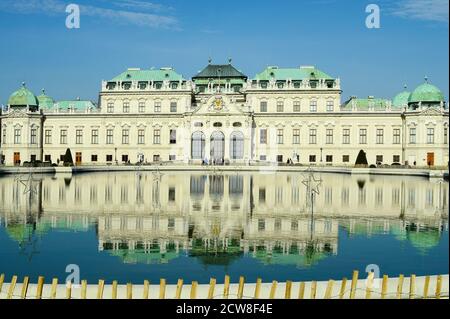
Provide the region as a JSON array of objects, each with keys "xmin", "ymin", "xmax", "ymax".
[{"xmin": 0, "ymin": 61, "xmax": 448, "ymax": 167}]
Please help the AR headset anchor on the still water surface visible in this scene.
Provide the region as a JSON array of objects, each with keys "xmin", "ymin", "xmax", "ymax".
[{"xmin": 0, "ymin": 171, "xmax": 448, "ymax": 283}]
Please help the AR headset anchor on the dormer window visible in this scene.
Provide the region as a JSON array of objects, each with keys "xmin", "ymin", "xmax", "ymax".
[
  {"xmin": 293, "ymin": 81, "xmax": 301, "ymax": 89},
  {"xmin": 213, "ymin": 122, "xmax": 222, "ymax": 128},
  {"xmin": 260, "ymin": 81, "xmax": 268, "ymax": 89},
  {"xmin": 277, "ymin": 82, "xmax": 284, "ymax": 89},
  {"xmin": 138, "ymin": 82, "xmax": 147, "ymax": 90},
  {"xmin": 310, "ymin": 80, "xmax": 318, "ymax": 89},
  {"xmin": 171, "ymin": 82, "xmax": 178, "ymax": 89},
  {"xmin": 122, "ymin": 82, "xmax": 131, "ymax": 90},
  {"xmin": 154, "ymin": 82, "xmax": 162, "ymax": 90}
]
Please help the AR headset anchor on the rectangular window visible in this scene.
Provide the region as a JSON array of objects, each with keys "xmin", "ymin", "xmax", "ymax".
[
  {"xmin": 309, "ymin": 155, "xmax": 316, "ymax": 163},
  {"xmin": 343, "ymin": 155, "xmax": 350, "ymax": 163},
  {"xmin": 445, "ymin": 127, "xmax": 448, "ymax": 144},
  {"xmin": 154, "ymin": 101, "xmax": 161, "ymax": 113},
  {"xmin": 153, "ymin": 129, "xmax": 161, "ymax": 144},
  {"xmin": 76, "ymin": 129, "xmax": 83, "ymax": 144},
  {"xmin": 326, "ymin": 155, "xmax": 333, "ymax": 163},
  {"xmin": 170, "ymin": 102, "xmax": 177, "ymax": 113},
  {"xmin": 169, "ymin": 155, "xmax": 176, "ymax": 161},
  {"xmin": 44, "ymin": 130, "xmax": 52, "ymax": 144},
  {"xmin": 260, "ymin": 129, "xmax": 267, "ymax": 144},
  {"xmin": 293, "ymin": 101, "xmax": 301, "ymax": 112},
  {"xmin": 276, "ymin": 129, "xmax": 284, "ymax": 144},
  {"xmin": 138, "ymin": 101, "xmax": 145, "ymax": 113},
  {"xmin": 2, "ymin": 128, "xmax": 6, "ymax": 144},
  {"xmin": 91, "ymin": 129, "xmax": 98, "ymax": 144},
  {"xmin": 123, "ymin": 101, "xmax": 130, "ymax": 113},
  {"xmin": 293, "ymin": 129, "xmax": 300, "ymax": 144},
  {"xmin": 106, "ymin": 129, "xmax": 114, "ymax": 144},
  {"xmin": 276, "ymin": 101, "xmax": 284, "ymax": 112},
  {"xmin": 260, "ymin": 101, "xmax": 267, "ymax": 112},
  {"xmin": 359, "ymin": 128, "xmax": 367, "ymax": 144},
  {"xmin": 14, "ymin": 128, "xmax": 21, "ymax": 144},
  {"xmin": 122, "ymin": 155, "xmax": 129, "ymax": 163},
  {"xmin": 393, "ymin": 155, "xmax": 400, "ymax": 163},
  {"xmin": 409, "ymin": 128, "xmax": 416, "ymax": 144},
  {"xmin": 122, "ymin": 129, "xmax": 129, "ymax": 144},
  {"xmin": 259, "ymin": 155, "xmax": 267, "ymax": 161},
  {"xmin": 259, "ymin": 188, "xmax": 266, "ymax": 203},
  {"xmin": 310, "ymin": 100, "xmax": 317, "ymax": 112},
  {"xmin": 277, "ymin": 155, "xmax": 283, "ymax": 162},
  {"xmin": 170, "ymin": 129, "xmax": 176, "ymax": 144},
  {"xmin": 393, "ymin": 128, "xmax": 401, "ymax": 144},
  {"xmin": 326, "ymin": 100, "xmax": 334, "ymax": 112},
  {"xmin": 153, "ymin": 155, "xmax": 160, "ymax": 162},
  {"xmin": 342, "ymin": 129, "xmax": 350, "ymax": 144},
  {"xmin": 107, "ymin": 102, "xmax": 114, "ymax": 113},
  {"xmin": 309, "ymin": 129, "xmax": 317, "ymax": 144},
  {"xmin": 44, "ymin": 155, "xmax": 51, "ymax": 162},
  {"xmin": 138, "ymin": 129, "xmax": 145, "ymax": 144},
  {"xmin": 30, "ymin": 128, "xmax": 37, "ymax": 144},
  {"xmin": 60, "ymin": 129, "xmax": 67, "ymax": 144},
  {"xmin": 106, "ymin": 155, "xmax": 113, "ymax": 162},
  {"xmin": 427, "ymin": 128, "xmax": 434, "ymax": 144},
  {"xmin": 326, "ymin": 129, "xmax": 333, "ymax": 144},
  {"xmin": 91, "ymin": 155, "xmax": 98, "ymax": 162},
  {"xmin": 376, "ymin": 128, "xmax": 384, "ymax": 144},
  {"xmin": 376, "ymin": 155, "xmax": 383, "ymax": 164}
]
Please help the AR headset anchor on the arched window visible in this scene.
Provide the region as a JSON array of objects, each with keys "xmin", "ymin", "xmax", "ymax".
[
  {"xmin": 191, "ymin": 131, "xmax": 205, "ymax": 159},
  {"xmin": 230, "ymin": 131, "xmax": 244, "ymax": 160},
  {"xmin": 210, "ymin": 131, "xmax": 225, "ymax": 163}
]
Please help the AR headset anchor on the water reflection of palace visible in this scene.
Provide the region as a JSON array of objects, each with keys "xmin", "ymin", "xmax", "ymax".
[{"xmin": 0, "ymin": 172, "xmax": 448, "ymax": 266}]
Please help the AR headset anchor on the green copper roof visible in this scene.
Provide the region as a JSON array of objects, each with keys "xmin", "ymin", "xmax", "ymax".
[
  {"xmin": 408, "ymin": 81, "xmax": 445, "ymax": 103},
  {"xmin": 254, "ymin": 66, "xmax": 334, "ymax": 81},
  {"xmin": 392, "ymin": 90, "xmax": 411, "ymax": 108},
  {"xmin": 8, "ymin": 83, "xmax": 39, "ymax": 107},
  {"xmin": 342, "ymin": 97, "xmax": 390, "ymax": 110},
  {"xmin": 37, "ymin": 89, "xmax": 55, "ymax": 109},
  {"xmin": 193, "ymin": 64, "xmax": 247, "ymax": 79},
  {"xmin": 55, "ymin": 100, "xmax": 97, "ymax": 111},
  {"xmin": 111, "ymin": 68, "xmax": 184, "ymax": 82}
]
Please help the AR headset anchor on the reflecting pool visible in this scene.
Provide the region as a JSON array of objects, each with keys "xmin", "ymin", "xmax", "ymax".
[{"xmin": 0, "ymin": 171, "xmax": 448, "ymax": 283}]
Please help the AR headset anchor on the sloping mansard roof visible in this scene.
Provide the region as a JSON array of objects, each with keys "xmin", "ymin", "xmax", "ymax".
[
  {"xmin": 254, "ymin": 66, "xmax": 335, "ymax": 81},
  {"xmin": 193, "ymin": 64, "xmax": 247, "ymax": 79}
]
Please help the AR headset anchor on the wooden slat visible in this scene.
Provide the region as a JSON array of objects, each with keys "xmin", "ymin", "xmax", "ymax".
[
  {"xmin": 285, "ymin": 280, "xmax": 292, "ymax": 299},
  {"xmin": 20, "ymin": 276, "xmax": 29, "ymax": 299},
  {"xmin": 349, "ymin": 271, "xmax": 358, "ymax": 299},
  {"xmin": 66, "ymin": 282, "xmax": 72, "ymax": 299},
  {"xmin": 97, "ymin": 279, "xmax": 105, "ymax": 299},
  {"xmin": 126, "ymin": 283, "xmax": 132, "ymax": 299},
  {"xmin": 50, "ymin": 278, "xmax": 58, "ymax": 299},
  {"xmin": 269, "ymin": 281, "xmax": 277, "ymax": 299},
  {"xmin": 112, "ymin": 281, "xmax": 118, "ymax": 299},
  {"xmin": 381, "ymin": 275, "xmax": 388, "ymax": 299},
  {"xmin": 423, "ymin": 276, "xmax": 430, "ymax": 299},
  {"xmin": 435, "ymin": 275, "xmax": 442, "ymax": 299},
  {"xmin": 7, "ymin": 275, "xmax": 17, "ymax": 299},
  {"xmin": 254, "ymin": 278, "xmax": 262, "ymax": 299},
  {"xmin": 159, "ymin": 279, "xmax": 166, "ymax": 299},
  {"xmin": 365, "ymin": 272, "xmax": 374, "ymax": 299},
  {"xmin": 81, "ymin": 280, "xmax": 87, "ymax": 299},
  {"xmin": 207, "ymin": 278, "xmax": 216, "ymax": 299},
  {"xmin": 175, "ymin": 279, "xmax": 183, "ymax": 299},
  {"xmin": 237, "ymin": 276, "xmax": 245, "ymax": 299},
  {"xmin": 298, "ymin": 282, "xmax": 305, "ymax": 299},
  {"xmin": 143, "ymin": 280, "xmax": 150, "ymax": 299},
  {"xmin": 223, "ymin": 275, "xmax": 230, "ymax": 299},
  {"xmin": 325, "ymin": 280, "xmax": 334, "ymax": 299},
  {"xmin": 339, "ymin": 278, "xmax": 347, "ymax": 299},
  {"xmin": 36, "ymin": 276, "xmax": 45, "ymax": 299},
  {"xmin": 0, "ymin": 274, "xmax": 5, "ymax": 294},
  {"xmin": 310, "ymin": 281, "xmax": 317, "ymax": 299},
  {"xmin": 396, "ymin": 274, "xmax": 404, "ymax": 299},
  {"xmin": 409, "ymin": 275, "xmax": 416, "ymax": 299},
  {"xmin": 190, "ymin": 281, "xmax": 198, "ymax": 299}
]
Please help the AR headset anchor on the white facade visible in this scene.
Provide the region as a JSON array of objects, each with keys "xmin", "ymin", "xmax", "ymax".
[{"xmin": 0, "ymin": 64, "xmax": 448, "ymax": 167}]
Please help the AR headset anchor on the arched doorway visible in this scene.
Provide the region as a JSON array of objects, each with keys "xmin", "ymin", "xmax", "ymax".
[
  {"xmin": 230, "ymin": 131, "xmax": 244, "ymax": 160},
  {"xmin": 191, "ymin": 131, "xmax": 205, "ymax": 159},
  {"xmin": 210, "ymin": 131, "xmax": 225, "ymax": 164}
]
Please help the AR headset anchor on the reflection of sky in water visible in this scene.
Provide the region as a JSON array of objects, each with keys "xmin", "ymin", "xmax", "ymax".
[{"xmin": 0, "ymin": 172, "xmax": 448, "ymax": 283}]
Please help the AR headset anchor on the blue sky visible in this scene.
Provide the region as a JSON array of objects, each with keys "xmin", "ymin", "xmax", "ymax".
[{"xmin": 0, "ymin": 0, "xmax": 448, "ymax": 104}]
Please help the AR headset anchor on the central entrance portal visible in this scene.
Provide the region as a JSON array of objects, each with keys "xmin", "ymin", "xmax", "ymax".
[{"xmin": 210, "ymin": 131, "xmax": 225, "ymax": 164}]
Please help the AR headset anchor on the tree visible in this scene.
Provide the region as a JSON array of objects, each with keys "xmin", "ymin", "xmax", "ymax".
[
  {"xmin": 63, "ymin": 148, "xmax": 74, "ymax": 167},
  {"xmin": 355, "ymin": 150, "xmax": 368, "ymax": 167}
]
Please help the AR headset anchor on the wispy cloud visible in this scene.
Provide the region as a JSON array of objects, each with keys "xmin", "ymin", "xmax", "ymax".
[
  {"xmin": 389, "ymin": 0, "xmax": 449, "ymax": 23},
  {"xmin": 111, "ymin": 0, "xmax": 172, "ymax": 13},
  {"xmin": 0, "ymin": 0, "xmax": 179, "ymax": 29}
]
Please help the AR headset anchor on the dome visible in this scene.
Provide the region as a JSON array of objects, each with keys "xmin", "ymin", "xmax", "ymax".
[
  {"xmin": 408, "ymin": 80, "xmax": 445, "ymax": 104},
  {"xmin": 37, "ymin": 89, "xmax": 55, "ymax": 109},
  {"xmin": 392, "ymin": 86, "xmax": 410, "ymax": 109},
  {"xmin": 8, "ymin": 83, "xmax": 39, "ymax": 107}
]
